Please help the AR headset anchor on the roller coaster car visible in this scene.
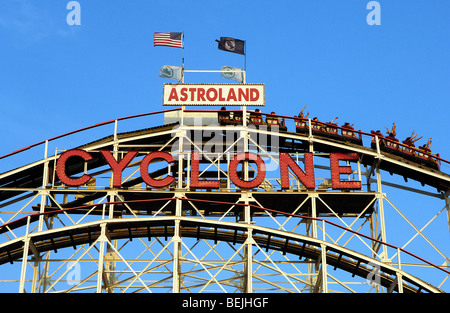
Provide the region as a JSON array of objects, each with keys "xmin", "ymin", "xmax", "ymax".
[
  {"xmin": 340, "ymin": 123, "xmax": 363, "ymax": 145},
  {"xmin": 417, "ymin": 147, "xmax": 440, "ymax": 171},
  {"xmin": 322, "ymin": 123, "xmax": 342, "ymax": 141},
  {"xmin": 370, "ymin": 130, "xmax": 384, "ymax": 149},
  {"xmin": 218, "ymin": 110, "xmax": 242, "ymax": 125},
  {"xmin": 265, "ymin": 114, "xmax": 287, "ymax": 132},
  {"xmin": 249, "ymin": 112, "xmax": 264, "ymax": 126},
  {"xmin": 218, "ymin": 109, "xmax": 231, "ymax": 125},
  {"xmin": 380, "ymin": 136, "xmax": 400, "ymax": 155},
  {"xmin": 294, "ymin": 117, "xmax": 309, "ymax": 134},
  {"xmin": 379, "ymin": 136, "xmax": 440, "ymax": 170},
  {"xmin": 399, "ymin": 139, "xmax": 418, "ymax": 162},
  {"xmin": 311, "ymin": 118, "xmax": 326, "ymax": 136}
]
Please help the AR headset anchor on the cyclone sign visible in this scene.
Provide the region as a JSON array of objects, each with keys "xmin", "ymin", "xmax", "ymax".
[
  {"xmin": 163, "ymin": 83, "xmax": 265, "ymax": 106},
  {"xmin": 56, "ymin": 149, "xmax": 362, "ymax": 190}
]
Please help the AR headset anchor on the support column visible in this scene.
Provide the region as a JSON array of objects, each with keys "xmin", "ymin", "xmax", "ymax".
[
  {"xmin": 173, "ymin": 195, "xmax": 183, "ymax": 293},
  {"xmin": 396, "ymin": 248, "xmax": 404, "ymax": 293},
  {"xmin": 310, "ymin": 194, "xmax": 318, "ymax": 239},
  {"xmin": 29, "ymin": 240, "xmax": 41, "ymax": 293},
  {"xmin": 445, "ymin": 191, "xmax": 450, "ymax": 240},
  {"xmin": 96, "ymin": 223, "xmax": 108, "ymax": 293},
  {"xmin": 19, "ymin": 238, "xmax": 30, "ymax": 293},
  {"xmin": 242, "ymin": 119, "xmax": 253, "ymax": 293},
  {"xmin": 38, "ymin": 141, "xmax": 50, "ymax": 232},
  {"xmin": 173, "ymin": 121, "xmax": 185, "ymax": 293},
  {"xmin": 376, "ymin": 163, "xmax": 388, "ymax": 261},
  {"xmin": 243, "ymin": 193, "xmax": 253, "ymax": 293},
  {"xmin": 173, "ymin": 219, "xmax": 182, "ymax": 293},
  {"xmin": 320, "ymin": 244, "xmax": 328, "ymax": 293},
  {"xmin": 308, "ymin": 193, "xmax": 319, "ymax": 292}
]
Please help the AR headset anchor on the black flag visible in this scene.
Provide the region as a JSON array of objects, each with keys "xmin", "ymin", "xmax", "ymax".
[{"xmin": 216, "ymin": 37, "xmax": 245, "ymax": 55}]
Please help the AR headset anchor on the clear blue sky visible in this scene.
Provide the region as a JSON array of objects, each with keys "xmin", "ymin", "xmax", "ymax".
[
  {"xmin": 0, "ymin": 0, "xmax": 448, "ymax": 160},
  {"xmin": 0, "ymin": 0, "xmax": 449, "ymax": 291}
]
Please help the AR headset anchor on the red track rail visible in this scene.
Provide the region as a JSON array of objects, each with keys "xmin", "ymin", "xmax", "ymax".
[
  {"xmin": 1, "ymin": 108, "xmax": 449, "ymax": 167},
  {"xmin": 0, "ymin": 108, "xmax": 181, "ymax": 160}
]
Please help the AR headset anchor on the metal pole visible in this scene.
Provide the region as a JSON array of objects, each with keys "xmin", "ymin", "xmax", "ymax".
[
  {"xmin": 321, "ymin": 244, "xmax": 328, "ymax": 293},
  {"xmin": 38, "ymin": 140, "xmax": 50, "ymax": 232},
  {"xmin": 96, "ymin": 223, "xmax": 108, "ymax": 293},
  {"xmin": 19, "ymin": 216, "xmax": 32, "ymax": 293},
  {"xmin": 19, "ymin": 239, "xmax": 30, "ymax": 293},
  {"xmin": 397, "ymin": 248, "xmax": 404, "ymax": 293},
  {"xmin": 376, "ymin": 163, "xmax": 388, "ymax": 260},
  {"xmin": 244, "ymin": 40, "xmax": 247, "ymax": 78},
  {"xmin": 173, "ymin": 194, "xmax": 183, "ymax": 293},
  {"xmin": 182, "ymin": 32, "xmax": 185, "ymax": 70},
  {"xmin": 310, "ymin": 193, "xmax": 318, "ymax": 292},
  {"xmin": 445, "ymin": 191, "xmax": 450, "ymax": 239},
  {"xmin": 243, "ymin": 193, "xmax": 253, "ymax": 293}
]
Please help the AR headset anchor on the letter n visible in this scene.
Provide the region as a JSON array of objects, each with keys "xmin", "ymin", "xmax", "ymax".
[{"xmin": 280, "ymin": 153, "xmax": 315, "ymax": 189}]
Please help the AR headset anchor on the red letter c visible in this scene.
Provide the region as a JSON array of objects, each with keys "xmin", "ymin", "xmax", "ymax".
[{"xmin": 56, "ymin": 149, "xmax": 93, "ymax": 186}]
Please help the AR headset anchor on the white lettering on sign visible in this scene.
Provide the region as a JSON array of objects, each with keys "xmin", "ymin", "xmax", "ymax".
[{"xmin": 163, "ymin": 83, "xmax": 265, "ymax": 106}]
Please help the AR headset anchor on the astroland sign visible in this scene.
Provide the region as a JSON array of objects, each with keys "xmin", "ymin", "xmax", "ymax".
[{"xmin": 163, "ymin": 83, "xmax": 265, "ymax": 106}]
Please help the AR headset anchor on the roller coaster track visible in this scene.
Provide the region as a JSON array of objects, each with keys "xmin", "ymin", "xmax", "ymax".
[
  {"xmin": 0, "ymin": 108, "xmax": 449, "ymax": 293},
  {"xmin": 0, "ymin": 198, "xmax": 447, "ymax": 293}
]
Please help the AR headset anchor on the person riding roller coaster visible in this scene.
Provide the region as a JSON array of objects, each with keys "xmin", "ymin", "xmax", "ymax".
[
  {"xmin": 340, "ymin": 122, "xmax": 362, "ymax": 145},
  {"xmin": 311, "ymin": 117, "xmax": 325, "ymax": 133},
  {"xmin": 382, "ymin": 123, "xmax": 401, "ymax": 153},
  {"xmin": 402, "ymin": 130, "xmax": 422, "ymax": 147},
  {"xmin": 370, "ymin": 130, "xmax": 384, "ymax": 149},
  {"xmin": 323, "ymin": 117, "xmax": 340, "ymax": 140},
  {"xmin": 218, "ymin": 106, "xmax": 243, "ymax": 125},
  {"xmin": 419, "ymin": 138, "xmax": 433, "ymax": 154},
  {"xmin": 298, "ymin": 104, "xmax": 309, "ymax": 119},
  {"xmin": 218, "ymin": 107, "xmax": 231, "ymax": 124},
  {"xmin": 385, "ymin": 123, "xmax": 398, "ymax": 140},
  {"xmin": 294, "ymin": 104, "xmax": 310, "ymax": 133},
  {"xmin": 265, "ymin": 111, "xmax": 287, "ymax": 131},
  {"xmin": 249, "ymin": 109, "xmax": 264, "ymax": 125},
  {"xmin": 417, "ymin": 138, "xmax": 439, "ymax": 169},
  {"xmin": 401, "ymin": 130, "xmax": 422, "ymax": 155}
]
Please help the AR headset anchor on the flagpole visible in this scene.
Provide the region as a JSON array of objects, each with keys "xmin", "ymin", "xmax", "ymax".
[
  {"xmin": 181, "ymin": 32, "xmax": 185, "ymax": 125},
  {"xmin": 244, "ymin": 40, "xmax": 246, "ymax": 74},
  {"xmin": 182, "ymin": 32, "xmax": 185, "ymax": 83},
  {"xmin": 243, "ymin": 40, "xmax": 246, "ymax": 84}
]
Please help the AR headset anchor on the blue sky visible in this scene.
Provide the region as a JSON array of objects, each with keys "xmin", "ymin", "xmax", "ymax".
[
  {"xmin": 0, "ymin": 0, "xmax": 449, "ymax": 291},
  {"xmin": 0, "ymin": 0, "xmax": 448, "ymax": 160}
]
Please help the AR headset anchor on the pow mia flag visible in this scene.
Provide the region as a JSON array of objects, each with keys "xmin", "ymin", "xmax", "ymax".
[{"xmin": 216, "ymin": 37, "xmax": 245, "ymax": 55}]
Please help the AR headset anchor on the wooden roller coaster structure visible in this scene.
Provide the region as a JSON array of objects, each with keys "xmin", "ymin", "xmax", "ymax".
[{"xmin": 0, "ymin": 107, "xmax": 449, "ymax": 293}]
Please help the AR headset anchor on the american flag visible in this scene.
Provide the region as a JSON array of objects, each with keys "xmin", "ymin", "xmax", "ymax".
[{"xmin": 154, "ymin": 32, "xmax": 184, "ymax": 48}]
